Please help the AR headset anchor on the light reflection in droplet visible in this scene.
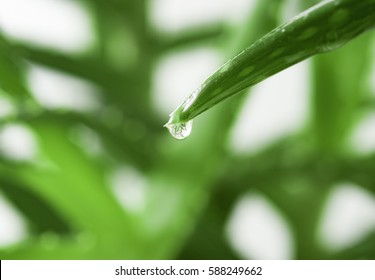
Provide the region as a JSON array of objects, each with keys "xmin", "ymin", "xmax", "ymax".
[{"xmin": 165, "ymin": 120, "xmax": 193, "ymax": 140}]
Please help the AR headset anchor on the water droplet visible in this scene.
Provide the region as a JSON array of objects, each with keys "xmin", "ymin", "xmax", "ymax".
[
  {"xmin": 165, "ymin": 120, "xmax": 193, "ymax": 140},
  {"xmin": 319, "ymin": 32, "xmax": 346, "ymax": 52}
]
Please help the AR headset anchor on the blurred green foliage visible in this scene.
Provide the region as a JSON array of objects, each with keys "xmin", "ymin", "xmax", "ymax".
[{"xmin": 0, "ymin": 0, "xmax": 374, "ymax": 260}]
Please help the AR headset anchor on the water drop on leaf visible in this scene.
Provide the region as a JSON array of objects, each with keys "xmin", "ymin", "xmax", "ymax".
[{"xmin": 165, "ymin": 120, "xmax": 193, "ymax": 140}]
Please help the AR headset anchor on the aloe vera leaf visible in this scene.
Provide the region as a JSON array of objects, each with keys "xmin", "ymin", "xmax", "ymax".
[
  {"xmin": 167, "ymin": 0, "xmax": 375, "ymax": 125},
  {"xmin": 311, "ymin": 32, "xmax": 374, "ymax": 153},
  {"xmin": 156, "ymin": 25, "xmax": 227, "ymax": 52},
  {"xmin": 0, "ymin": 34, "xmax": 29, "ymax": 98}
]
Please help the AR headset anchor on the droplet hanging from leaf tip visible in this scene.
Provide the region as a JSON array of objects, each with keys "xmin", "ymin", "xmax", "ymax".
[{"xmin": 164, "ymin": 120, "xmax": 193, "ymax": 140}]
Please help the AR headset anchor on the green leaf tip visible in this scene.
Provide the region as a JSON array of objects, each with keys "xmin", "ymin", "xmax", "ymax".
[{"xmin": 166, "ymin": 0, "xmax": 375, "ymax": 128}]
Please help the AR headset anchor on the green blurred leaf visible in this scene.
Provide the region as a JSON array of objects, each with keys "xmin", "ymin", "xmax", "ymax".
[{"xmin": 0, "ymin": 34, "xmax": 29, "ymax": 98}]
